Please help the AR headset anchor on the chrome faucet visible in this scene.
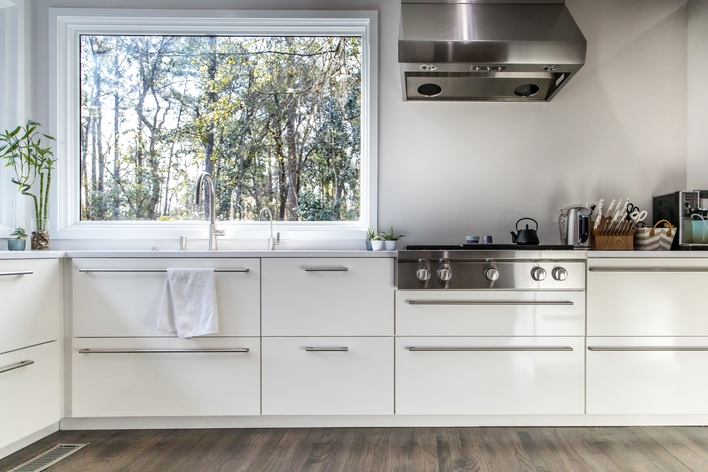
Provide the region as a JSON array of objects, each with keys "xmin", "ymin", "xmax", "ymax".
[
  {"xmin": 259, "ymin": 207, "xmax": 280, "ymax": 251},
  {"xmin": 195, "ymin": 172, "xmax": 225, "ymax": 250}
]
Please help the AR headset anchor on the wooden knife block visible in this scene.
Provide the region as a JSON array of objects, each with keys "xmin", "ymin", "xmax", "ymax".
[{"xmin": 592, "ymin": 229, "xmax": 636, "ymax": 250}]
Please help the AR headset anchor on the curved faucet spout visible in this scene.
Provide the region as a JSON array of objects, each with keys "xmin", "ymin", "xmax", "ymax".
[
  {"xmin": 195, "ymin": 172, "xmax": 224, "ymax": 250},
  {"xmin": 259, "ymin": 208, "xmax": 280, "ymax": 251}
]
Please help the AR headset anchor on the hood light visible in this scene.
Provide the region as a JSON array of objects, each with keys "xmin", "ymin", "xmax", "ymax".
[{"xmin": 419, "ymin": 64, "xmax": 437, "ymax": 71}]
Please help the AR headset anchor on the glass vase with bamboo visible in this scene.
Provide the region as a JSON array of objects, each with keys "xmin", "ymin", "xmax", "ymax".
[{"xmin": 0, "ymin": 120, "xmax": 56, "ymax": 250}]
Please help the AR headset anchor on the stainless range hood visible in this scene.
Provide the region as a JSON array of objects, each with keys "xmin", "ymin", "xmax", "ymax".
[{"xmin": 399, "ymin": 0, "xmax": 587, "ymax": 102}]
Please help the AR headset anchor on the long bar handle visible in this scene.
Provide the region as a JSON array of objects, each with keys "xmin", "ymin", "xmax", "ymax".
[
  {"xmin": 79, "ymin": 348, "xmax": 249, "ymax": 354},
  {"xmin": 305, "ymin": 347, "xmax": 349, "ymax": 352},
  {"xmin": 304, "ymin": 267, "xmax": 349, "ymax": 272},
  {"xmin": 0, "ymin": 271, "xmax": 33, "ymax": 277},
  {"xmin": 406, "ymin": 300, "xmax": 573, "ymax": 306},
  {"xmin": 588, "ymin": 346, "xmax": 708, "ymax": 352},
  {"xmin": 589, "ymin": 268, "xmax": 708, "ymax": 273},
  {"xmin": 79, "ymin": 268, "xmax": 249, "ymax": 273},
  {"xmin": 0, "ymin": 360, "xmax": 34, "ymax": 374},
  {"xmin": 407, "ymin": 346, "xmax": 573, "ymax": 352}
]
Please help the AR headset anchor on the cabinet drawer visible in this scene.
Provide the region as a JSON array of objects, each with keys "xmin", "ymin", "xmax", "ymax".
[
  {"xmin": 587, "ymin": 337, "xmax": 708, "ymax": 414},
  {"xmin": 71, "ymin": 337, "xmax": 260, "ymax": 417},
  {"xmin": 396, "ymin": 290, "xmax": 585, "ymax": 336},
  {"xmin": 0, "ymin": 341, "xmax": 61, "ymax": 449},
  {"xmin": 73, "ymin": 258, "xmax": 260, "ymax": 337},
  {"xmin": 396, "ymin": 337, "xmax": 585, "ymax": 415},
  {"xmin": 588, "ymin": 258, "xmax": 708, "ymax": 336},
  {"xmin": 0, "ymin": 259, "xmax": 61, "ymax": 353},
  {"xmin": 262, "ymin": 337, "xmax": 393, "ymax": 415},
  {"xmin": 262, "ymin": 258, "xmax": 394, "ymax": 336}
]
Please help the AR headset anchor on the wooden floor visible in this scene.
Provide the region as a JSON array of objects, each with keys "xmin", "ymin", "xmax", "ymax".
[{"xmin": 2, "ymin": 427, "xmax": 708, "ymax": 472}]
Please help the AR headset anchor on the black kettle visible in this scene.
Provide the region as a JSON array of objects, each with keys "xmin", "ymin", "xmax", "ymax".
[{"xmin": 511, "ymin": 218, "xmax": 540, "ymax": 245}]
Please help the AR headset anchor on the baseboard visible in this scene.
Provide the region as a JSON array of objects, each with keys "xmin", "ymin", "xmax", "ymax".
[
  {"xmin": 59, "ymin": 415, "xmax": 708, "ymax": 430},
  {"xmin": 0, "ymin": 423, "xmax": 60, "ymax": 460}
]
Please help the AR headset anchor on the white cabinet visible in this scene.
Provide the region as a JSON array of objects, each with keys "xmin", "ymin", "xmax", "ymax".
[
  {"xmin": 396, "ymin": 290, "xmax": 585, "ymax": 336},
  {"xmin": 586, "ymin": 257, "xmax": 708, "ymax": 415},
  {"xmin": 73, "ymin": 258, "xmax": 260, "ymax": 337},
  {"xmin": 71, "ymin": 337, "xmax": 260, "ymax": 417},
  {"xmin": 395, "ymin": 337, "xmax": 585, "ymax": 415},
  {"xmin": 262, "ymin": 337, "xmax": 393, "ymax": 415},
  {"xmin": 587, "ymin": 258, "xmax": 708, "ymax": 336},
  {"xmin": 0, "ymin": 341, "xmax": 61, "ymax": 449},
  {"xmin": 262, "ymin": 258, "xmax": 394, "ymax": 336},
  {"xmin": 587, "ymin": 337, "xmax": 708, "ymax": 414},
  {"xmin": 0, "ymin": 259, "xmax": 61, "ymax": 353}
]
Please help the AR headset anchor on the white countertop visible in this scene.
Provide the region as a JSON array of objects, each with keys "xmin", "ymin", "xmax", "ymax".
[
  {"xmin": 5, "ymin": 249, "xmax": 396, "ymax": 259},
  {"xmin": 588, "ymin": 250, "xmax": 708, "ymax": 258}
]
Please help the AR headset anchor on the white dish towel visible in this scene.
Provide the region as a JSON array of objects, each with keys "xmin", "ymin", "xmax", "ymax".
[{"xmin": 158, "ymin": 268, "xmax": 219, "ymax": 338}]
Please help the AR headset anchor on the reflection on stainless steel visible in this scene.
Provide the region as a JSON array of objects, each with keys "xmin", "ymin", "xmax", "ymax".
[{"xmin": 398, "ymin": 0, "xmax": 587, "ymax": 101}]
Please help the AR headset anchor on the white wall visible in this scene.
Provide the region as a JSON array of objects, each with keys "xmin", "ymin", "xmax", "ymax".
[
  {"xmin": 688, "ymin": 0, "xmax": 708, "ymax": 190},
  {"xmin": 29, "ymin": 0, "xmax": 688, "ymax": 246}
]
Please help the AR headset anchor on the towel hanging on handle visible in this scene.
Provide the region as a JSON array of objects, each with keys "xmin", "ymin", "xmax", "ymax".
[{"xmin": 158, "ymin": 268, "xmax": 219, "ymax": 338}]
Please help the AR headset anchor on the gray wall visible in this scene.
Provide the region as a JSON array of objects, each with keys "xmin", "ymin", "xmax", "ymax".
[
  {"xmin": 29, "ymin": 0, "xmax": 688, "ymax": 246},
  {"xmin": 688, "ymin": 0, "xmax": 708, "ymax": 190}
]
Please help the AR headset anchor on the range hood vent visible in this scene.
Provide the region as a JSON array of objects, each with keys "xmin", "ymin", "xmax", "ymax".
[{"xmin": 398, "ymin": 0, "xmax": 587, "ymax": 102}]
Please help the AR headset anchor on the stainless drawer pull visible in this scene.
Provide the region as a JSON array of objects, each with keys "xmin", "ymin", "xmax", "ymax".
[
  {"xmin": 0, "ymin": 360, "xmax": 34, "ymax": 374},
  {"xmin": 588, "ymin": 346, "xmax": 708, "ymax": 352},
  {"xmin": 0, "ymin": 271, "xmax": 33, "ymax": 277},
  {"xmin": 79, "ymin": 268, "xmax": 249, "ymax": 273},
  {"xmin": 406, "ymin": 300, "xmax": 573, "ymax": 306},
  {"xmin": 589, "ymin": 268, "xmax": 708, "ymax": 273},
  {"xmin": 79, "ymin": 348, "xmax": 249, "ymax": 354},
  {"xmin": 407, "ymin": 346, "xmax": 573, "ymax": 352},
  {"xmin": 305, "ymin": 347, "xmax": 349, "ymax": 352},
  {"xmin": 304, "ymin": 267, "xmax": 349, "ymax": 272}
]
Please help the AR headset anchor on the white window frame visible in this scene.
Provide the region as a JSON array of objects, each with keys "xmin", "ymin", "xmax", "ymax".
[
  {"xmin": 50, "ymin": 8, "xmax": 378, "ymax": 242},
  {"xmin": 0, "ymin": 0, "xmax": 24, "ymax": 237}
]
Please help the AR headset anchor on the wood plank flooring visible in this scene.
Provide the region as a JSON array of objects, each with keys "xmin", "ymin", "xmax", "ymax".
[{"xmin": 2, "ymin": 427, "xmax": 708, "ymax": 472}]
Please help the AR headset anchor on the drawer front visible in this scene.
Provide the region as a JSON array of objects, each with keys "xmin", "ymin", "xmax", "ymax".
[
  {"xmin": 0, "ymin": 341, "xmax": 61, "ymax": 449},
  {"xmin": 396, "ymin": 290, "xmax": 585, "ymax": 336},
  {"xmin": 73, "ymin": 258, "xmax": 260, "ymax": 337},
  {"xmin": 0, "ymin": 259, "xmax": 61, "ymax": 353},
  {"xmin": 588, "ymin": 258, "xmax": 708, "ymax": 336},
  {"xmin": 396, "ymin": 337, "xmax": 585, "ymax": 415},
  {"xmin": 587, "ymin": 337, "xmax": 708, "ymax": 414},
  {"xmin": 71, "ymin": 337, "xmax": 260, "ymax": 417},
  {"xmin": 262, "ymin": 337, "xmax": 394, "ymax": 415},
  {"xmin": 262, "ymin": 258, "xmax": 394, "ymax": 336}
]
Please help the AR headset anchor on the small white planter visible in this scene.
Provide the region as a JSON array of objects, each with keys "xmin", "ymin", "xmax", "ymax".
[
  {"xmin": 371, "ymin": 240, "xmax": 385, "ymax": 251},
  {"xmin": 384, "ymin": 240, "xmax": 397, "ymax": 251}
]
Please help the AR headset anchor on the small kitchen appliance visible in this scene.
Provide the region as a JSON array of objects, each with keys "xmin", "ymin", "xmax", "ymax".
[
  {"xmin": 653, "ymin": 190, "xmax": 708, "ymax": 249},
  {"xmin": 558, "ymin": 206, "xmax": 591, "ymax": 248}
]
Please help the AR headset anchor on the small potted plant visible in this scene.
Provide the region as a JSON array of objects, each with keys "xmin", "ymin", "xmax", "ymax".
[
  {"xmin": 365, "ymin": 227, "xmax": 377, "ymax": 251},
  {"xmin": 379, "ymin": 227, "xmax": 405, "ymax": 250},
  {"xmin": 7, "ymin": 227, "xmax": 27, "ymax": 251}
]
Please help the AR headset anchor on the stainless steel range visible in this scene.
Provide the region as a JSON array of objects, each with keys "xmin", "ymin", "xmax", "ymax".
[{"xmin": 397, "ymin": 245, "xmax": 586, "ymax": 290}]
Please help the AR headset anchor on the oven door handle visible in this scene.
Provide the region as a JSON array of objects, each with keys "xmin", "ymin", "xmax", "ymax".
[{"xmin": 406, "ymin": 300, "xmax": 574, "ymax": 306}]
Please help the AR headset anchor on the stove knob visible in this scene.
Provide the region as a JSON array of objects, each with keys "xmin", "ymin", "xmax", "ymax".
[
  {"xmin": 416, "ymin": 267, "xmax": 432, "ymax": 282},
  {"xmin": 485, "ymin": 267, "xmax": 500, "ymax": 282},
  {"xmin": 552, "ymin": 266, "xmax": 568, "ymax": 281},
  {"xmin": 531, "ymin": 267, "xmax": 547, "ymax": 281},
  {"xmin": 437, "ymin": 267, "xmax": 452, "ymax": 282}
]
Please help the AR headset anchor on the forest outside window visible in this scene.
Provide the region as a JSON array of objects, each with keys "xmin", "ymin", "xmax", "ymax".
[
  {"xmin": 52, "ymin": 10, "xmax": 376, "ymax": 239},
  {"xmin": 81, "ymin": 35, "xmax": 362, "ymax": 223}
]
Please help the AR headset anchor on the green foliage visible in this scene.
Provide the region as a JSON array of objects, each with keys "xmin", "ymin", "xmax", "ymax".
[
  {"xmin": 79, "ymin": 35, "xmax": 362, "ymax": 223},
  {"xmin": 365, "ymin": 227, "xmax": 377, "ymax": 241},
  {"xmin": 0, "ymin": 121, "xmax": 56, "ymax": 231},
  {"xmin": 10, "ymin": 227, "xmax": 27, "ymax": 239},
  {"xmin": 379, "ymin": 227, "xmax": 406, "ymax": 241}
]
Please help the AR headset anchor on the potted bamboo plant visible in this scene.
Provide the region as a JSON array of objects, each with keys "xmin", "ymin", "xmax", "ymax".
[
  {"xmin": 7, "ymin": 227, "xmax": 27, "ymax": 251},
  {"xmin": 0, "ymin": 120, "xmax": 56, "ymax": 250}
]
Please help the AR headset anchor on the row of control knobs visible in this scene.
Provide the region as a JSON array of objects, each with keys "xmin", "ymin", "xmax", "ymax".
[{"xmin": 416, "ymin": 266, "xmax": 569, "ymax": 282}]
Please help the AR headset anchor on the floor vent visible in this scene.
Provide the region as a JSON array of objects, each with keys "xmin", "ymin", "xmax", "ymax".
[{"xmin": 7, "ymin": 444, "xmax": 88, "ymax": 472}]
